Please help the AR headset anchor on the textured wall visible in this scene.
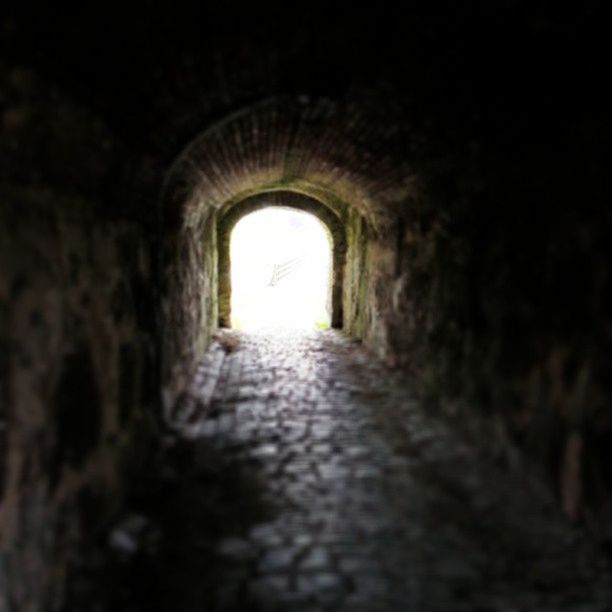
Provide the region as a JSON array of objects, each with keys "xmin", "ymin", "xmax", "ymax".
[
  {"xmin": 0, "ymin": 67, "xmax": 159, "ymax": 610},
  {"xmin": 161, "ymin": 209, "xmax": 218, "ymax": 415}
]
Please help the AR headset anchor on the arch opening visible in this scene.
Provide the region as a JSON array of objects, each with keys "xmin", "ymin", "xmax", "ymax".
[
  {"xmin": 229, "ymin": 207, "xmax": 332, "ymax": 330},
  {"xmin": 217, "ymin": 191, "xmax": 350, "ymax": 334}
]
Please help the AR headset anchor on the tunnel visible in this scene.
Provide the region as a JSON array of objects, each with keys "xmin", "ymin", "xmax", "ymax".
[
  {"xmin": 160, "ymin": 96, "xmax": 407, "ymax": 410},
  {"xmin": 1, "ymin": 4, "xmax": 611, "ymax": 611}
]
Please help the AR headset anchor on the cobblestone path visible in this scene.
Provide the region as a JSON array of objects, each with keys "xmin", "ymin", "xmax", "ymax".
[{"xmin": 148, "ymin": 330, "xmax": 611, "ymax": 612}]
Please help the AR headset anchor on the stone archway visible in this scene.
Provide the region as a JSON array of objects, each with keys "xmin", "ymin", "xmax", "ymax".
[
  {"xmin": 217, "ymin": 191, "xmax": 347, "ymax": 330},
  {"xmin": 158, "ymin": 97, "xmax": 397, "ymax": 408}
]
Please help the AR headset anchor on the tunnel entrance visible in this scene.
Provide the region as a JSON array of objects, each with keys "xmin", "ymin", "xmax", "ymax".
[{"xmin": 229, "ymin": 207, "xmax": 332, "ymax": 330}]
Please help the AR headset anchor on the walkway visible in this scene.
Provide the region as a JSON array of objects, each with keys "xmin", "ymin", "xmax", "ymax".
[{"xmin": 105, "ymin": 330, "xmax": 611, "ymax": 611}]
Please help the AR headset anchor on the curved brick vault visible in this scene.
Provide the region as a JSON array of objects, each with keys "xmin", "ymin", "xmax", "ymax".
[
  {"xmin": 162, "ymin": 97, "xmax": 418, "ymax": 230},
  {"xmin": 160, "ymin": 97, "xmax": 419, "ymax": 408}
]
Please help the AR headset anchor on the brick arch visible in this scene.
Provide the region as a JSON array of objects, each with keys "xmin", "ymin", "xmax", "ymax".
[
  {"xmin": 160, "ymin": 95, "xmax": 413, "ymax": 407},
  {"xmin": 161, "ymin": 96, "xmax": 417, "ymax": 233},
  {"xmin": 217, "ymin": 191, "xmax": 347, "ymax": 329}
]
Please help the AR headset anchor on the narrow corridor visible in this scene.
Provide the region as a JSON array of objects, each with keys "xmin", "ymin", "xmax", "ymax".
[
  {"xmin": 3, "ymin": 8, "xmax": 611, "ymax": 610},
  {"xmin": 97, "ymin": 331, "xmax": 611, "ymax": 612}
]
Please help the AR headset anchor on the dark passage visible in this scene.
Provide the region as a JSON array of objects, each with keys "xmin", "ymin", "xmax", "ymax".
[{"xmin": 1, "ymin": 4, "xmax": 611, "ymax": 611}]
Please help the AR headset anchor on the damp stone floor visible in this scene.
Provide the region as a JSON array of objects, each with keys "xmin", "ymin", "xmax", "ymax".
[{"xmin": 98, "ymin": 329, "xmax": 611, "ymax": 612}]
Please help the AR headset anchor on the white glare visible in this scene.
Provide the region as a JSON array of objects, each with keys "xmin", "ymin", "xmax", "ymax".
[{"xmin": 230, "ymin": 207, "xmax": 331, "ymax": 330}]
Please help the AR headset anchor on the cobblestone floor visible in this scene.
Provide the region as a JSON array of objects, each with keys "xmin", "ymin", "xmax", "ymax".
[{"xmin": 102, "ymin": 330, "xmax": 611, "ymax": 612}]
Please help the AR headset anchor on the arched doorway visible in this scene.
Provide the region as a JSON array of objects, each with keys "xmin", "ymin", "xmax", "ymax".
[
  {"xmin": 229, "ymin": 207, "xmax": 332, "ymax": 330},
  {"xmin": 217, "ymin": 192, "xmax": 348, "ymax": 332}
]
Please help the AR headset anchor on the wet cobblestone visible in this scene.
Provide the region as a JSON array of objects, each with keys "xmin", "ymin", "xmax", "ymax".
[{"xmin": 168, "ymin": 329, "xmax": 611, "ymax": 611}]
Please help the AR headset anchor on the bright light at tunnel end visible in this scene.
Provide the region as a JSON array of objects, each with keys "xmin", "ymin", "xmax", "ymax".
[{"xmin": 230, "ymin": 207, "xmax": 332, "ymax": 331}]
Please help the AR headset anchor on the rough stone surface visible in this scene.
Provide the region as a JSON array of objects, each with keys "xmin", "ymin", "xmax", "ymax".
[
  {"xmin": 75, "ymin": 330, "xmax": 611, "ymax": 611},
  {"xmin": 0, "ymin": 67, "xmax": 159, "ymax": 609},
  {"xmin": 0, "ymin": 192, "xmax": 158, "ymax": 610}
]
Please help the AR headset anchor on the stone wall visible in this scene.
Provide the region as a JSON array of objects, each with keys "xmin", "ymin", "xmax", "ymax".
[
  {"xmin": 0, "ymin": 67, "xmax": 159, "ymax": 611},
  {"xmin": 364, "ymin": 98, "xmax": 612, "ymax": 534},
  {"xmin": 161, "ymin": 208, "xmax": 218, "ymax": 415}
]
